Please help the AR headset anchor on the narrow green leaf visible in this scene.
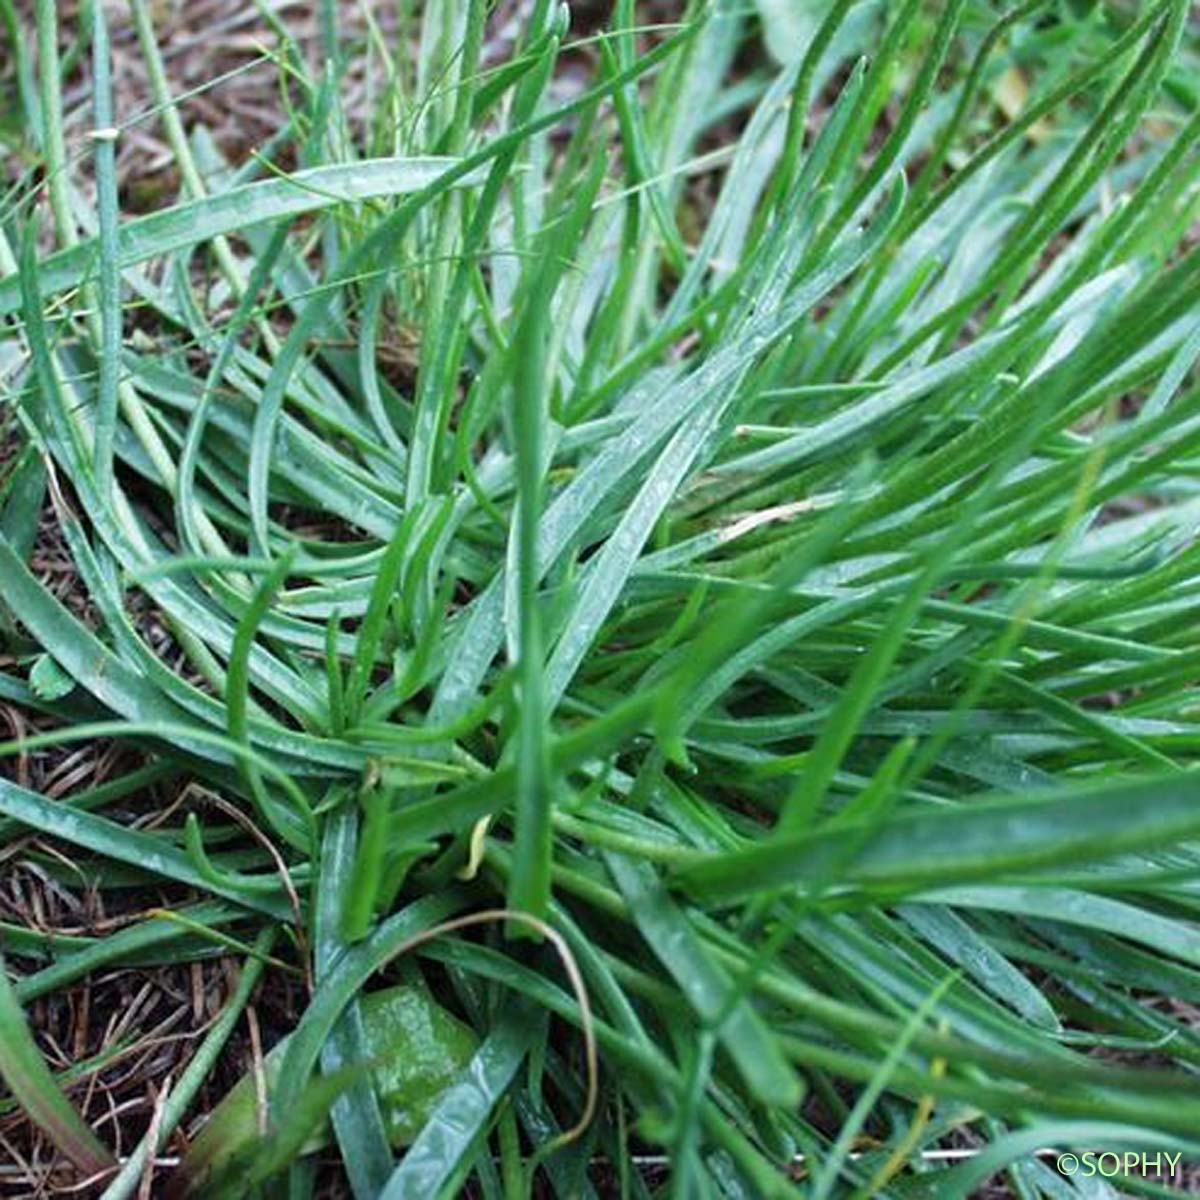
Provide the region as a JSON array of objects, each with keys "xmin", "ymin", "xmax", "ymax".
[
  {"xmin": 606, "ymin": 852, "xmax": 802, "ymax": 1109},
  {"xmin": 678, "ymin": 774, "xmax": 1200, "ymax": 905},
  {"xmin": 0, "ymin": 950, "xmax": 115, "ymax": 1177}
]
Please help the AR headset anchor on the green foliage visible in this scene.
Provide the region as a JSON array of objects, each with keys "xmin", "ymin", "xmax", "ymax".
[
  {"xmin": 28, "ymin": 652, "xmax": 74, "ymax": 700},
  {"xmin": 174, "ymin": 981, "xmax": 478, "ymax": 1198},
  {"xmin": 0, "ymin": 951, "xmax": 115, "ymax": 1177},
  {"xmin": 0, "ymin": 0, "xmax": 1198, "ymax": 1195}
]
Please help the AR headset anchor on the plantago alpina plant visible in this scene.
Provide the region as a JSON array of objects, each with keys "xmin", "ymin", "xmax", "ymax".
[{"xmin": 1, "ymin": 0, "xmax": 1198, "ymax": 1195}]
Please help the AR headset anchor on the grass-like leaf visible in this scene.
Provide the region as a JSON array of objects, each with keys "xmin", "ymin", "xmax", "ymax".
[
  {"xmin": 0, "ymin": 952, "xmax": 114, "ymax": 1177},
  {"xmin": 1, "ymin": 0, "xmax": 1198, "ymax": 1193}
]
